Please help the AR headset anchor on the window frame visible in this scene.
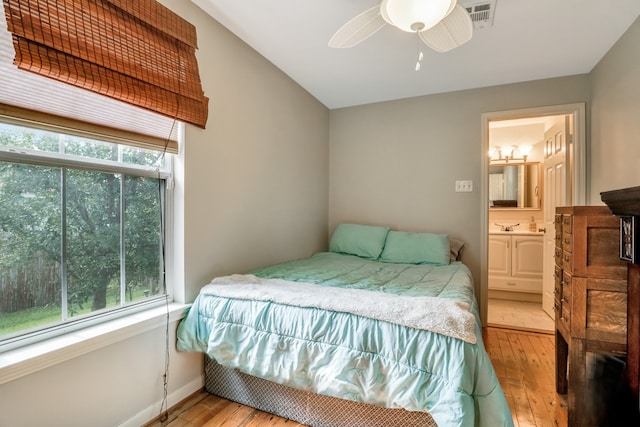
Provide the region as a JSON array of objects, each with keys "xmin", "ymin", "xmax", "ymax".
[{"xmin": 0, "ymin": 118, "xmax": 176, "ymax": 353}]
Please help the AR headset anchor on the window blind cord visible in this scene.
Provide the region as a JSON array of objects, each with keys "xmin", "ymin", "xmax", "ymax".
[
  {"xmin": 158, "ymin": 155, "xmax": 170, "ymax": 423},
  {"xmin": 157, "ymin": 140, "xmax": 169, "ymax": 423},
  {"xmin": 157, "ymin": 93, "xmax": 180, "ymax": 423}
]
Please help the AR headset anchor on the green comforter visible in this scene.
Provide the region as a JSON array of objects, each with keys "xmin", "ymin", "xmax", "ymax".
[{"xmin": 176, "ymin": 252, "xmax": 513, "ymax": 427}]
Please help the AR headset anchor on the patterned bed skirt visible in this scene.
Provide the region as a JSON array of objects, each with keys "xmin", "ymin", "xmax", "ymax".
[{"xmin": 204, "ymin": 356, "xmax": 438, "ymax": 427}]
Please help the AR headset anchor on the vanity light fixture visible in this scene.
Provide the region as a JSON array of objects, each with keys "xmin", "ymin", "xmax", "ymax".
[{"xmin": 489, "ymin": 145, "xmax": 532, "ymax": 163}]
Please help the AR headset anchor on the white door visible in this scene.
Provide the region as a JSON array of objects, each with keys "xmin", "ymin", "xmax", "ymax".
[{"xmin": 541, "ymin": 116, "xmax": 571, "ymax": 317}]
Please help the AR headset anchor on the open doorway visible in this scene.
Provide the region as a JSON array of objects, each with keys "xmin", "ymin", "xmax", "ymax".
[
  {"xmin": 479, "ymin": 104, "xmax": 587, "ymax": 331},
  {"xmin": 486, "ymin": 115, "xmax": 564, "ymax": 331}
]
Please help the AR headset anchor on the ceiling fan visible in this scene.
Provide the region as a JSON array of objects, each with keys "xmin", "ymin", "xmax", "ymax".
[{"xmin": 328, "ymin": 0, "xmax": 473, "ymax": 53}]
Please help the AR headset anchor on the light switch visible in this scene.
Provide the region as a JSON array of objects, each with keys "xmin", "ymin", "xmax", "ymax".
[{"xmin": 455, "ymin": 180, "xmax": 473, "ymax": 192}]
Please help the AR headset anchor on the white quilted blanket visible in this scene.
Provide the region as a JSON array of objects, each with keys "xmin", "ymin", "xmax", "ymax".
[{"xmin": 201, "ymin": 274, "xmax": 477, "ymax": 344}]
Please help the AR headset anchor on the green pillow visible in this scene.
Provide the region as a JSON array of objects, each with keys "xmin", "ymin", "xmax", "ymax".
[
  {"xmin": 379, "ymin": 231, "xmax": 450, "ymax": 265},
  {"xmin": 329, "ymin": 223, "xmax": 390, "ymax": 259}
]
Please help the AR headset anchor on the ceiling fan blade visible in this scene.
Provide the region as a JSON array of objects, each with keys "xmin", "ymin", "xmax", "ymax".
[
  {"xmin": 418, "ymin": 4, "xmax": 473, "ymax": 53},
  {"xmin": 328, "ymin": 5, "xmax": 387, "ymax": 48}
]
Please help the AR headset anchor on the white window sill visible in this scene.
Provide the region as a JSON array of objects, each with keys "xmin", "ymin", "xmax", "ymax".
[{"xmin": 0, "ymin": 303, "xmax": 190, "ymax": 385}]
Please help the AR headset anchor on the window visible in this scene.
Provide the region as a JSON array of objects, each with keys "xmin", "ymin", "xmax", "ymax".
[{"xmin": 0, "ymin": 120, "xmax": 173, "ymax": 349}]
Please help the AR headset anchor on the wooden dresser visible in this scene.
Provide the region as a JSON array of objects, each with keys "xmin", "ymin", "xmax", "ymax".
[
  {"xmin": 554, "ymin": 206, "xmax": 628, "ymax": 425},
  {"xmin": 601, "ymin": 186, "xmax": 640, "ymax": 422}
]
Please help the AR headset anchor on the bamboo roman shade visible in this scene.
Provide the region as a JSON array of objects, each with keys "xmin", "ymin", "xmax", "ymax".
[{"xmin": 1, "ymin": 0, "xmax": 208, "ymax": 150}]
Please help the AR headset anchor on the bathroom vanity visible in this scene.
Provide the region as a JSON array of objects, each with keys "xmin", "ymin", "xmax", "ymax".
[{"xmin": 488, "ymin": 231, "xmax": 544, "ymax": 295}]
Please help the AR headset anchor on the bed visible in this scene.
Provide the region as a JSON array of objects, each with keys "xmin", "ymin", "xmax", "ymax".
[{"xmin": 176, "ymin": 224, "xmax": 513, "ymax": 427}]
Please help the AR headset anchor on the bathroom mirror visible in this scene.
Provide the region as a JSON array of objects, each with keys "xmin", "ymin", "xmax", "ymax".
[{"xmin": 489, "ymin": 162, "xmax": 541, "ymax": 209}]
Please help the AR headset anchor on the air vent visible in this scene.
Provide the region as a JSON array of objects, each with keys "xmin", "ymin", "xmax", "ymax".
[{"xmin": 462, "ymin": 0, "xmax": 497, "ymax": 28}]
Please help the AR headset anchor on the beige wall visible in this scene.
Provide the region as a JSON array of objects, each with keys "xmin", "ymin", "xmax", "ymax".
[
  {"xmin": 329, "ymin": 76, "xmax": 590, "ymax": 291},
  {"xmin": 590, "ymin": 15, "xmax": 640, "ymax": 202}
]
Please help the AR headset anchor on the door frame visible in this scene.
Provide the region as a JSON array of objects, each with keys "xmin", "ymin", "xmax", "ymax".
[{"xmin": 479, "ymin": 103, "xmax": 587, "ymax": 327}]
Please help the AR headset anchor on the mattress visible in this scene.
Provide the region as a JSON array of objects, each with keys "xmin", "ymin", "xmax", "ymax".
[{"xmin": 177, "ymin": 252, "xmax": 513, "ymax": 427}]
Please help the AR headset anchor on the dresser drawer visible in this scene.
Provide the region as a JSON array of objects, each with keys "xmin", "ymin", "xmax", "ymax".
[
  {"xmin": 554, "ymin": 270, "xmax": 571, "ymax": 335},
  {"xmin": 557, "ymin": 304, "xmax": 571, "ymax": 332},
  {"xmin": 555, "ymin": 214, "xmax": 563, "ymax": 226},
  {"xmin": 570, "ymin": 277, "xmax": 628, "ymax": 344},
  {"xmin": 562, "ymin": 250, "xmax": 573, "ymax": 273},
  {"xmin": 570, "ymin": 214, "xmax": 627, "ymax": 280},
  {"xmin": 562, "ymin": 232, "xmax": 573, "ymax": 253},
  {"xmin": 555, "ymin": 214, "xmax": 563, "ymax": 240},
  {"xmin": 562, "ymin": 214, "xmax": 573, "ymax": 234},
  {"xmin": 561, "ymin": 271, "xmax": 572, "ymax": 306},
  {"xmin": 554, "ymin": 265, "xmax": 563, "ymax": 302},
  {"xmin": 555, "ymin": 246, "xmax": 563, "ymax": 267}
]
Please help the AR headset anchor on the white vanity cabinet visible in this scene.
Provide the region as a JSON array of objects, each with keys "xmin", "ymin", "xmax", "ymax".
[{"xmin": 488, "ymin": 233, "xmax": 543, "ymax": 293}]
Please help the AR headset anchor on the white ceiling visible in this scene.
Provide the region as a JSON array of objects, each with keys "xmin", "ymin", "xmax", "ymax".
[{"xmin": 191, "ymin": 0, "xmax": 640, "ymax": 109}]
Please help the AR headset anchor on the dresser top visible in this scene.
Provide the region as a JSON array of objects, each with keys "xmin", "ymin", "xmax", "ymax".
[
  {"xmin": 556, "ymin": 205, "xmax": 614, "ymax": 216},
  {"xmin": 601, "ymin": 186, "xmax": 640, "ymax": 216}
]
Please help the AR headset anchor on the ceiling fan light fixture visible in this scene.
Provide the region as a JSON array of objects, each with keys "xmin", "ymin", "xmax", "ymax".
[{"xmin": 381, "ymin": 0, "xmax": 457, "ymax": 33}]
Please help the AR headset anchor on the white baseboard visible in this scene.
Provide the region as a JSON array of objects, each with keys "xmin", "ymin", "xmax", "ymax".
[{"xmin": 118, "ymin": 375, "xmax": 204, "ymax": 427}]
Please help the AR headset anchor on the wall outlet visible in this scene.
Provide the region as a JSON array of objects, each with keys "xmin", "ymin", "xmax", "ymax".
[{"xmin": 455, "ymin": 180, "xmax": 473, "ymax": 192}]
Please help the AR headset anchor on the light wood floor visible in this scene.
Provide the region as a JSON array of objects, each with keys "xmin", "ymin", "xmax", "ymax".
[
  {"xmin": 146, "ymin": 327, "xmax": 566, "ymax": 427},
  {"xmin": 484, "ymin": 327, "xmax": 567, "ymax": 427}
]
